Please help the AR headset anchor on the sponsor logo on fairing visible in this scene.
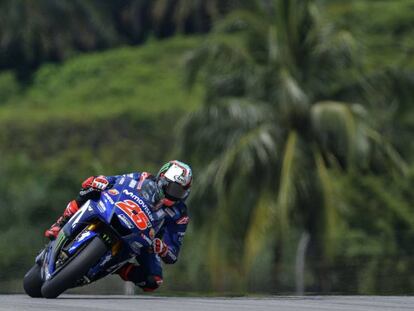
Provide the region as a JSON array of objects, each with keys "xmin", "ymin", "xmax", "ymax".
[
  {"xmin": 122, "ymin": 189, "xmax": 154, "ymax": 221},
  {"xmin": 129, "ymin": 180, "xmax": 137, "ymax": 188},
  {"xmin": 97, "ymin": 202, "xmax": 106, "ymax": 213},
  {"xmin": 118, "ymin": 214, "xmax": 134, "ymax": 229},
  {"xmin": 108, "ymin": 189, "xmax": 119, "ymax": 196},
  {"xmin": 68, "ymin": 231, "xmax": 92, "ymax": 252},
  {"xmin": 103, "ymin": 193, "xmax": 115, "ymax": 205}
]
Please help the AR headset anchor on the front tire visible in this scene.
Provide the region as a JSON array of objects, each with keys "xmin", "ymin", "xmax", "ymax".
[
  {"xmin": 23, "ymin": 264, "xmax": 43, "ymax": 298},
  {"xmin": 41, "ymin": 237, "xmax": 108, "ymax": 298}
]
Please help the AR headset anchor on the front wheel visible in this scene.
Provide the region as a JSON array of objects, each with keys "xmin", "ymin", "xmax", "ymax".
[
  {"xmin": 41, "ymin": 237, "xmax": 108, "ymax": 298},
  {"xmin": 23, "ymin": 264, "xmax": 43, "ymax": 298}
]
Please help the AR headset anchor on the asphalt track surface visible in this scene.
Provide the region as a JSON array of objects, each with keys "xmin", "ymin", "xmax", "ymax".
[{"xmin": 1, "ymin": 295, "xmax": 414, "ymax": 311}]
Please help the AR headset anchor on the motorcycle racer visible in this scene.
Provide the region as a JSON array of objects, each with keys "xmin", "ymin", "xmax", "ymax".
[{"xmin": 44, "ymin": 160, "xmax": 192, "ymax": 292}]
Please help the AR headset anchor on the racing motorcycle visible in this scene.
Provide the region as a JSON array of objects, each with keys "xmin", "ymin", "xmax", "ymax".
[{"xmin": 23, "ymin": 176, "xmax": 159, "ymax": 298}]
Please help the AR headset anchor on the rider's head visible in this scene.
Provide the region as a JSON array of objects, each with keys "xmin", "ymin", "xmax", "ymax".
[{"xmin": 156, "ymin": 160, "xmax": 192, "ymax": 206}]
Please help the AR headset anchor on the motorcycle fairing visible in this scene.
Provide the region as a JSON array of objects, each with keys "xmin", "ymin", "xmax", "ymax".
[{"xmin": 43, "ymin": 177, "xmax": 156, "ymax": 282}]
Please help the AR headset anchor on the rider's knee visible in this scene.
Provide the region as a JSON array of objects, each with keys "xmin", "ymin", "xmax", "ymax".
[{"xmin": 139, "ymin": 275, "xmax": 163, "ymax": 292}]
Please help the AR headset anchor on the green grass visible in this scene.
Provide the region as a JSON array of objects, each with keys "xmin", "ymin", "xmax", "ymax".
[{"xmin": 0, "ymin": 36, "xmax": 203, "ymax": 123}]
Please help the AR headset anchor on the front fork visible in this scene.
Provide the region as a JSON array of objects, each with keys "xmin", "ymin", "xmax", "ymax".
[
  {"xmin": 87, "ymin": 222, "xmax": 122, "ymax": 256},
  {"xmin": 43, "ymin": 220, "xmax": 122, "ymax": 282}
]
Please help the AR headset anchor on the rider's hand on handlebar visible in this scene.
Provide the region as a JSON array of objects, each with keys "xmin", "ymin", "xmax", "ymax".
[
  {"xmin": 77, "ymin": 176, "xmax": 110, "ymax": 202},
  {"xmin": 153, "ymin": 238, "xmax": 168, "ymax": 257},
  {"xmin": 82, "ymin": 175, "xmax": 109, "ymax": 191}
]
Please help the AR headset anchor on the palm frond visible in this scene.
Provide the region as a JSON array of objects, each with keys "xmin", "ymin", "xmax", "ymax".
[
  {"xmin": 366, "ymin": 128, "xmax": 409, "ymax": 175},
  {"xmin": 243, "ymin": 192, "xmax": 277, "ymax": 273},
  {"xmin": 212, "ymin": 122, "xmax": 277, "ymax": 198},
  {"xmin": 313, "ymin": 149, "xmax": 339, "ymax": 260},
  {"xmin": 178, "ymin": 98, "xmax": 273, "ymax": 160},
  {"xmin": 277, "ymin": 68, "xmax": 309, "ymax": 114},
  {"xmin": 183, "ymin": 34, "xmax": 256, "ymax": 97},
  {"xmin": 275, "ymin": 130, "xmax": 298, "ymax": 234},
  {"xmin": 311, "ymin": 101, "xmax": 370, "ymax": 167},
  {"xmin": 243, "ymin": 129, "xmax": 302, "ymax": 279}
]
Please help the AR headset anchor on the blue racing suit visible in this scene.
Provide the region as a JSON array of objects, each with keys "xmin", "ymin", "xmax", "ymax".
[{"xmin": 105, "ymin": 172, "xmax": 189, "ymax": 291}]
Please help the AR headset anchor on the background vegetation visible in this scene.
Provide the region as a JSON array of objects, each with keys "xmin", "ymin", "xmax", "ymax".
[{"xmin": 0, "ymin": 0, "xmax": 413, "ymax": 295}]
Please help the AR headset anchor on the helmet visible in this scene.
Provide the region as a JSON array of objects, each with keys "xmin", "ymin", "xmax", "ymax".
[{"xmin": 157, "ymin": 160, "xmax": 192, "ymax": 202}]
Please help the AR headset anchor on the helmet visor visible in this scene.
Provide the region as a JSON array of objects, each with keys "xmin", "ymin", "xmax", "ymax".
[{"xmin": 164, "ymin": 182, "xmax": 188, "ymax": 200}]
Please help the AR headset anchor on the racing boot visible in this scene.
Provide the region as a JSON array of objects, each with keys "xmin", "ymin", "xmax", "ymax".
[
  {"xmin": 44, "ymin": 200, "xmax": 79, "ymax": 240},
  {"xmin": 117, "ymin": 263, "xmax": 163, "ymax": 292}
]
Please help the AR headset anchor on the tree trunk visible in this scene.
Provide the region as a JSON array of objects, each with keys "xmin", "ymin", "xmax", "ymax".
[{"xmin": 295, "ymin": 231, "xmax": 310, "ymax": 295}]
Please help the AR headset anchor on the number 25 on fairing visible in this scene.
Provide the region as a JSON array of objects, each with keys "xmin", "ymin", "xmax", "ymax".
[{"xmin": 115, "ymin": 200, "xmax": 150, "ymax": 230}]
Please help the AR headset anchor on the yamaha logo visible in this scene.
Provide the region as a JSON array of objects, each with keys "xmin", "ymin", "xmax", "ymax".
[{"xmin": 108, "ymin": 189, "xmax": 119, "ymax": 196}]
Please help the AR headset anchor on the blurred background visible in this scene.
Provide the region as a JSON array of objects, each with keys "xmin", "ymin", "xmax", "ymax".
[{"xmin": 0, "ymin": 0, "xmax": 413, "ymax": 295}]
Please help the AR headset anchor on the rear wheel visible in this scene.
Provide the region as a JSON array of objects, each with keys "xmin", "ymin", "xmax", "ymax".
[
  {"xmin": 41, "ymin": 237, "xmax": 108, "ymax": 299},
  {"xmin": 23, "ymin": 264, "xmax": 43, "ymax": 298}
]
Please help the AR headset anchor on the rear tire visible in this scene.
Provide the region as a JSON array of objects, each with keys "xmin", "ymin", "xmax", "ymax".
[
  {"xmin": 41, "ymin": 237, "xmax": 108, "ymax": 299},
  {"xmin": 23, "ymin": 264, "xmax": 43, "ymax": 298}
]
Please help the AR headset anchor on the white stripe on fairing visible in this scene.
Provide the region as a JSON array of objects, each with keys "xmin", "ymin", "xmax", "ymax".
[
  {"xmin": 70, "ymin": 203, "xmax": 89, "ymax": 228},
  {"xmin": 119, "ymin": 177, "xmax": 125, "ymax": 185}
]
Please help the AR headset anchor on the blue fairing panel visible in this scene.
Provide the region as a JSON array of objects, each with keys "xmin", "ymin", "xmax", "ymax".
[{"xmin": 67, "ymin": 231, "xmax": 98, "ymax": 255}]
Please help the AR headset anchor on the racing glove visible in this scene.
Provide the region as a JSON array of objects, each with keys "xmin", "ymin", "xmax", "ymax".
[
  {"xmin": 153, "ymin": 238, "xmax": 168, "ymax": 257},
  {"xmin": 82, "ymin": 175, "xmax": 110, "ymax": 190},
  {"xmin": 78, "ymin": 175, "xmax": 110, "ymax": 202}
]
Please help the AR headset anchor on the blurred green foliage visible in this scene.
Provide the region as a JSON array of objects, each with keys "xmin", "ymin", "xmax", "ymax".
[
  {"xmin": 0, "ymin": 0, "xmax": 413, "ymax": 295},
  {"xmin": 335, "ymin": 169, "xmax": 414, "ymax": 294},
  {"xmin": 0, "ymin": 0, "xmax": 246, "ymax": 79},
  {"xmin": 175, "ymin": 0, "xmax": 414, "ymax": 294}
]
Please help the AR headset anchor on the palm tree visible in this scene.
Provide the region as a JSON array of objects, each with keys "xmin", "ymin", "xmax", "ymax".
[
  {"xmin": 151, "ymin": 0, "xmax": 255, "ymax": 37},
  {"xmin": 0, "ymin": 0, "xmax": 118, "ymax": 79},
  {"xmin": 179, "ymin": 0, "xmax": 405, "ymax": 292}
]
